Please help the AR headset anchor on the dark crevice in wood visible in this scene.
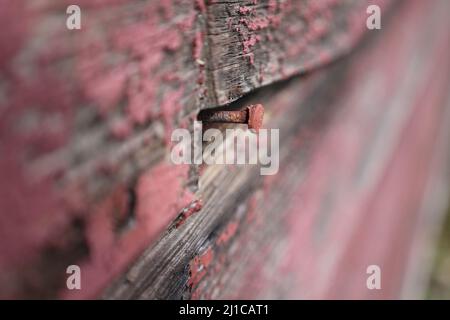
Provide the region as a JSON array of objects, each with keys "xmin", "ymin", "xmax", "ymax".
[{"xmin": 115, "ymin": 186, "xmax": 137, "ymax": 236}]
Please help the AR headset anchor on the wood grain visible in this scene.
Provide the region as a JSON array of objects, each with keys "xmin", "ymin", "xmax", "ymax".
[
  {"xmin": 1, "ymin": 0, "xmax": 449, "ymax": 299},
  {"xmin": 103, "ymin": 0, "xmax": 450, "ymax": 299},
  {"xmin": 205, "ymin": 0, "xmax": 392, "ymax": 105}
]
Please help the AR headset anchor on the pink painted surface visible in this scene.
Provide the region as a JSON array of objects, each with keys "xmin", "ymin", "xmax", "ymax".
[{"xmin": 0, "ymin": 0, "xmax": 449, "ymax": 299}]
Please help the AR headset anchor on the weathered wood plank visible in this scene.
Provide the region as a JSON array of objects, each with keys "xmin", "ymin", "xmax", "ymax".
[
  {"xmin": 204, "ymin": 0, "xmax": 392, "ymax": 105},
  {"xmin": 104, "ymin": 0, "xmax": 450, "ymax": 299},
  {"xmin": 0, "ymin": 0, "xmax": 390, "ymax": 298},
  {"xmin": 1, "ymin": 0, "xmax": 449, "ymax": 300},
  {"xmin": 0, "ymin": 0, "xmax": 207, "ymax": 298}
]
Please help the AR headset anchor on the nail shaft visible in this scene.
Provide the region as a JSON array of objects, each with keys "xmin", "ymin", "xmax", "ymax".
[{"xmin": 198, "ymin": 104, "xmax": 264, "ymax": 131}]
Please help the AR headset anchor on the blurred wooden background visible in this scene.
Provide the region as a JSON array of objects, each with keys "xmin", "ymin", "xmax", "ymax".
[{"xmin": 0, "ymin": 0, "xmax": 449, "ymax": 299}]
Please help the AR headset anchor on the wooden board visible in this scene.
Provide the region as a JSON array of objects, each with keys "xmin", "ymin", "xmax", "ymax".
[
  {"xmin": 103, "ymin": 0, "xmax": 450, "ymax": 299},
  {"xmin": 0, "ymin": 0, "xmax": 449, "ymax": 299}
]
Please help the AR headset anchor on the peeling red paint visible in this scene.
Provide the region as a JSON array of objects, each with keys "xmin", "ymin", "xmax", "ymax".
[
  {"xmin": 238, "ymin": 6, "xmax": 253, "ymax": 15},
  {"xmin": 0, "ymin": 0, "xmax": 204, "ymax": 299},
  {"xmin": 1, "ymin": 0, "xmax": 448, "ymax": 301},
  {"xmin": 175, "ymin": 199, "xmax": 203, "ymax": 228},
  {"xmin": 242, "ymin": 35, "xmax": 260, "ymax": 55},
  {"xmin": 185, "ymin": 194, "xmax": 268, "ymax": 299},
  {"xmin": 63, "ymin": 162, "xmax": 193, "ymax": 299},
  {"xmin": 188, "ymin": 247, "xmax": 214, "ymax": 288}
]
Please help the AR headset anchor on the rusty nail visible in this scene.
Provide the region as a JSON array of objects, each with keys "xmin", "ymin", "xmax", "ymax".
[{"xmin": 198, "ymin": 104, "xmax": 264, "ymax": 131}]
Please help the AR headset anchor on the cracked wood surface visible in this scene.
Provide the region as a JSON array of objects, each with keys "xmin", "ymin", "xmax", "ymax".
[
  {"xmin": 205, "ymin": 0, "xmax": 392, "ymax": 105},
  {"xmin": 104, "ymin": 0, "xmax": 450, "ymax": 299},
  {"xmin": 1, "ymin": 0, "xmax": 449, "ymax": 299}
]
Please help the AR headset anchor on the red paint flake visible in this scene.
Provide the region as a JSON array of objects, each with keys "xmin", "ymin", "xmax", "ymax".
[
  {"xmin": 216, "ymin": 222, "xmax": 239, "ymax": 245},
  {"xmin": 239, "ymin": 6, "xmax": 253, "ymax": 15},
  {"xmin": 175, "ymin": 199, "xmax": 203, "ymax": 228},
  {"xmin": 243, "ymin": 35, "xmax": 260, "ymax": 54},
  {"xmin": 188, "ymin": 247, "xmax": 214, "ymax": 287},
  {"xmin": 246, "ymin": 17, "xmax": 270, "ymax": 31}
]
